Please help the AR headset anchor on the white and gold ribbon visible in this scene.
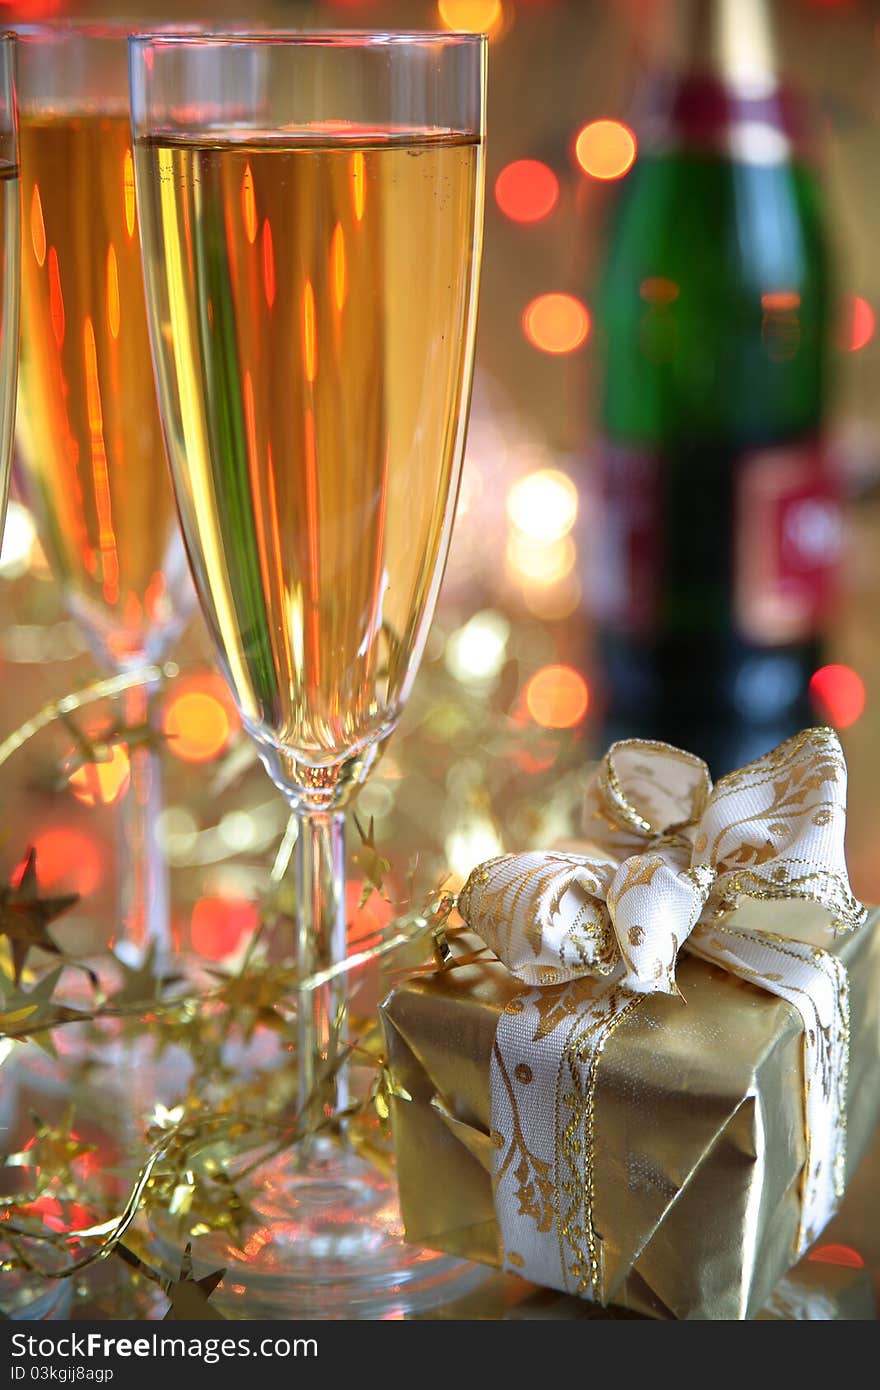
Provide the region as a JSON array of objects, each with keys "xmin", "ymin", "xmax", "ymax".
[{"xmin": 458, "ymin": 727, "xmax": 866, "ymax": 1303}]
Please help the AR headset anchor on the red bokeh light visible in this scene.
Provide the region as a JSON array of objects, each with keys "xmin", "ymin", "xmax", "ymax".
[
  {"xmin": 807, "ymin": 1243, "xmax": 865, "ymax": 1268},
  {"xmin": 0, "ymin": 0, "xmax": 64, "ymax": 12},
  {"xmin": 23, "ymin": 1194, "xmax": 94, "ymax": 1235},
  {"xmin": 837, "ymin": 294, "xmax": 875, "ymax": 352},
  {"xmin": 190, "ymin": 895, "xmax": 259, "ymax": 960},
  {"xmin": 495, "ymin": 159, "xmax": 559, "ymax": 224},
  {"xmin": 808, "ymin": 664, "xmax": 866, "ymax": 729},
  {"xmin": 13, "ymin": 829, "xmax": 102, "ymax": 897}
]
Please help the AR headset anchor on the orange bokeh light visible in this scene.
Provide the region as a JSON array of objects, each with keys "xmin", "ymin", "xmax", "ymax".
[
  {"xmin": 303, "ymin": 279, "xmax": 318, "ymax": 383},
  {"xmin": 190, "ymin": 895, "xmax": 259, "ymax": 960},
  {"xmin": 48, "ymin": 247, "xmax": 65, "ymax": 350},
  {"xmin": 525, "ymin": 664, "xmax": 590, "ymax": 729},
  {"xmin": 495, "ymin": 159, "xmax": 559, "ymax": 224},
  {"xmin": 437, "ymin": 0, "xmax": 504, "ymax": 36},
  {"xmin": 346, "ymin": 881, "xmax": 394, "ymax": 946},
  {"xmin": 808, "ymin": 664, "xmax": 866, "ymax": 729},
  {"xmin": 123, "ymin": 147, "xmax": 136, "ymax": 239},
  {"xmin": 522, "ymin": 293, "xmax": 590, "ymax": 354},
  {"xmin": 106, "ymin": 245, "xmax": 121, "ymax": 340},
  {"xmin": 30, "ymin": 184, "xmax": 46, "ymax": 267},
  {"xmin": 163, "ymin": 681, "xmax": 233, "ymax": 763},
  {"xmin": 761, "ymin": 290, "xmax": 801, "ymax": 312},
  {"xmin": 14, "ymin": 829, "xmax": 102, "ymax": 897},
  {"xmin": 241, "ymin": 162, "xmax": 257, "ymax": 244},
  {"xmin": 574, "ymin": 119, "xmax": 637, "ymax": 181},
  {"xmin": 69, "ymin": 744, "xmax": 131, "ymax": 808},
  {"xmin": 838, "ymin": 293, "xmax": 875, "ymax": 352},
  {"xmin": 261, "ymin": 219, "xmax": 276, "ymax": 309}
]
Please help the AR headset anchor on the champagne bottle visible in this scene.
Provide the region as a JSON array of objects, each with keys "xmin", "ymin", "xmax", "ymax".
[{"xmin": 592, "ymin": 0, "xmax": 839, "ymax": 773}]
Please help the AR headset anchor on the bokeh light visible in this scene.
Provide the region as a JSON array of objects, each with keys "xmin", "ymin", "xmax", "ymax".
[
  {"xmin": 156, "ymin": 806, "xmax": 199, "ymax": 864},
  {"xmin": 522, "ymin": 293, "xmax": 590, "ymax": 354},
  {"xmin": 495, "ymin": 159, "xmax": 559, "ymax": 223},
  {"xmin": 506, "ymin": 533, "xmax": 575, "ymax": 586},
  {"xmin": 445, "ymin": 820, "xmax": 503, "ymax": 883},
  {"xmin": 807, "ymin": 1243, "xmax": 865, "ymax": 1268},
  {"xmin": 574, "ymin": 119, "xmax": 637, "ymax": 180},
  {"xmin": 218, "ymin": 810, "xmax": 259, "ymax": 854},
  {"xmin": 346, "ymin": 880, "xmax": 394, "ymax": 945},
  {"xmin": 190, "ymin": 895, "xmax": 259, "ymax": 960},
  {"xmin": 761, "ymin": 290, "xmax": 801, "ymax": 312},
  {"xmin": 162, "ymin": 674, "xmax": 235, "ymax": 763},
  {"xmin": 14, "ymin": 829, "xmax": 102, "ymax": 897},
  {"xmin": 837, "ymin": 293, "xmax": 875, "ymax": 352},
  {"xmin": 446, "ymin": 610, "xmax": 510, "ymax": 683},
  {"xmin": 525, "ymin": 664, "xmax": 589, "ymax": 728},
  {"xmin": 0, "ymin": 501, "xmax": 38, "ymax": 578},
  {"xmin": 521, "ymin": 572, "xmax": 583, "ymax": 621},
  {"xmin": 69, "ymin": 744, "xmax": 131, "ymax": 808},
  {"xmin": 507, "ymin": 468, "xmax": 578, "ymax": 542},
  {"xmin": 437, "ymin": 0, "xmax": 504, "ymax": 35},
  {"xmin": 809, "ymin": 664, "xmax": 866, "ymax": 728}
]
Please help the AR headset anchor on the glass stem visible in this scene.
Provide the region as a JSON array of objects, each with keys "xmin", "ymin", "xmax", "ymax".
[
  {"xmin": 295, "ymin": 811, "xmax": 349, "ymax": 1136},
  {"xmin": 119, "ymin": 679, "xmax": 170, "ymax": 967}
]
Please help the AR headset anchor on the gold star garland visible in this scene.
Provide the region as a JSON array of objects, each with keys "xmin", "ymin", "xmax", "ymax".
[
  {"xmin": 0, "ymin": 655, "xmax": 574, "ymax": 1315},
  {"xmin": 0, "ymin": 845, "xmax": 457, "ymax": 1312}
]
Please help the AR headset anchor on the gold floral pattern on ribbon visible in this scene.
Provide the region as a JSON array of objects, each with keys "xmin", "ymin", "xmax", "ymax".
[{"xmin": 461, "ymin": 727, "xmax": 865, "ymax": 998}]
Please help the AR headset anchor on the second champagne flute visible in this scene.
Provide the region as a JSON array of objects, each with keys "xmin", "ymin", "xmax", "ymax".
[
  {"xmin": 14, "ymin": 25, "xmax": 195, "ymax": 964},
  {"xmin": 0, "ymin": 34, "xmax": 17, "ymax": 542}
]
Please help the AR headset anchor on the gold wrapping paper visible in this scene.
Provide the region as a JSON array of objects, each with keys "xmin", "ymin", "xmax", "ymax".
[
  {"xmin": 380, "ymin": 909, "xmax": 880, "ymax": 1320},
  {"xmin": 413, "ymin": 1257, "xmax": 876, "ymax": 1320}
]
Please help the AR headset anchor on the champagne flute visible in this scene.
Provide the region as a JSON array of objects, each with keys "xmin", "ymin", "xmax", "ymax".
[
  {"xmin": 0, "ymin": 34, "xmax": 18, "ymax": 541},
  {"xmin": 130, "ymin": 30, "xmax": 486, "ymax": 1312},
  {"xmin": 14, "ymin": 25, "xmax": 195, "ymax": 964},
  {"xmin": 0, "ymin": 37, "xmax": 75, "ymax": 1320}
]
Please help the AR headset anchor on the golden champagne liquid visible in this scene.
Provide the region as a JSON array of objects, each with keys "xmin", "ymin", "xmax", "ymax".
[
  {"xmin": 16, "ymin": 112, "xmax": 191, "ymax": 667},
  {"xmin": 136, "ymin": 130, "xmax": 482, "ymax": 794},
  {"xmin": 0, "ymin": 161, "xmax": 19, "ymax": 536}
]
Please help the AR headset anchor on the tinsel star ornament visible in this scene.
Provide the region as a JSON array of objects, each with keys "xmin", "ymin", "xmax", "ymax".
[
  {"xmin": 353, "ymin": 814, "xmax": 391, "ymax": 906},
  {"xmin": 0, "ymin": 849, "xmax": 78, "ymax": 984},
  {"xmin": 4, "ymin": 1108, "xmax": 97, "ymax": 1194},
  {"xmin": 164, "ymin": 1243, "xmax": 226, "ymax": 1320},
  {"xmin": 0, "ymin": 967, "xmax": 68, "ymax": 1056},
  {"xmin": 111, "ymin": 941, "xmax": 182, "ymax": 1007}
]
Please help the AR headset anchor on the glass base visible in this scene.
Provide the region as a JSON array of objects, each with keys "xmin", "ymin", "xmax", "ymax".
[{"xmin": 151, "ymin": 1139, "xmax": 487, "ymax": 1318}]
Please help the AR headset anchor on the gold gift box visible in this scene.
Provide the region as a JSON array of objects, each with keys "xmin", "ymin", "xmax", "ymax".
[{"xmin": 380, "ymin": 911, "xmax": 880, "ymax": 1320}]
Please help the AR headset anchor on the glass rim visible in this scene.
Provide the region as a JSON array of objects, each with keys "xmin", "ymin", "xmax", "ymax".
[
  {"xmin": 129, "ymin": 30, "xmax": 489, "ymax": 49},
  {"xmin": 12, "ymin": 21, "xmax": 228, "ymax": 42}
]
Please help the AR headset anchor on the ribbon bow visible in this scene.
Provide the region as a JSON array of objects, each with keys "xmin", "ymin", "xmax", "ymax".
[
  {"xmin": 459, "ymin": 726, "xmax": 865, "ymax": 996},
  {"xmin": 458, "ymin": 728, "xmax": 867, "ymax": 1291}
]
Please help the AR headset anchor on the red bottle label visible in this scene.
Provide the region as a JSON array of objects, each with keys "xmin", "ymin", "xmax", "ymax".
[
  {"xmin": 734, "ymin": 442, "xmax": 841, "ymax": 644},
  {"xmin": 590, "ymin": 440, "xmax": 841, "ymax": 644}
]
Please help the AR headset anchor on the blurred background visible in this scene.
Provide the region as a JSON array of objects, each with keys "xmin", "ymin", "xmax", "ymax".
[{"xmin": 3, "ymin": 0, "xmax": 880, "ymax": 971}]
